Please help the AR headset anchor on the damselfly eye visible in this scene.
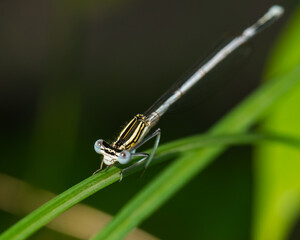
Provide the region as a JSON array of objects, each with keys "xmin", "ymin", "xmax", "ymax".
[
  {"xmin": 118, "ymin": 150, "xmax": 131, "ymax": 164},
  {"xmin": 94, "ymin": 139, "xmax": 103, "ymax": 154}
]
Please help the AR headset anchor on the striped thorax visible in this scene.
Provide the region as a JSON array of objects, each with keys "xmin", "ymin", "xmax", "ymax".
[{"xmin": 94, "ymin": 114, "xmax": 151, "ymax": 166}]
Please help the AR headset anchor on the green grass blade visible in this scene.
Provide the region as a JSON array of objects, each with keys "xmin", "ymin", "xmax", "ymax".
[
  {"xmin": 2, "ymin": 132, "xmax": 299, "ymax": 240},
  {"xmin": 0, "ymin": 169, "xmax": 120, "ymax": 240},
  {"xmin": 92, "ymin": 64, "xmax": 300, "ymax": 240}
]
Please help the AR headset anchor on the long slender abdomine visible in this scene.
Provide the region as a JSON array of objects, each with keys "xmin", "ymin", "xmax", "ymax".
[{"xmin": 146, "ymin": 5, "xmax": 284, "ymax": 126}]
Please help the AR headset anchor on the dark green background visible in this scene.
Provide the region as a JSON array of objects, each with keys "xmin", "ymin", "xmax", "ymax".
[{"xmin": 0, "ymin": 0, "xmax": 297, "ymax": 239}]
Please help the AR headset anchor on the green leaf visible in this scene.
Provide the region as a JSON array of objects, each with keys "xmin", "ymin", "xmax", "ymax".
[
  {"xmin": 253, "ymin": 5, "xmax": 300, "ymax": 240},
  {"xmin": 0, "ymin": 168, "xmax": 120, "ymax": 240},
  {"xmin": 1, "ymin": 132, "xmax": 299, "ymax": 240}
]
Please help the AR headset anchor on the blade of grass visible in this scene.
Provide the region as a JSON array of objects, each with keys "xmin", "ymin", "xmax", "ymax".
[
  {"xmin": 0, "ymin": 173, "xmax": 158, "ymax": 240},
  {"xmin": 155, "ymin": 132, "xmax": 300, "ymax": 158},
  {"xmin": 1, "ymin": 133, "xmax": 298, "ymax": 240},
  {"xmin": 92, "ymin": 64, "xmax": 300, "ymax": 240},
  {"xmin": 0, "ymin": 168, "xmax": 120, "ymax": 240},
  {"xmin": 1, "ymin": 64, "xmax": 300, "ymax": 240}
]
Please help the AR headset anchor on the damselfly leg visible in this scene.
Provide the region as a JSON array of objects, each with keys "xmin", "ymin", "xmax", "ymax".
[
  {"xmin": 120, "ymin": 128, "xmax": 161, "ymax": 181},
  {"xmin": 93, "ymin": 159, "xmax": 104, "ymax": 175},
  {"xmin": 120, "ymin": 153, "xmax": 148, "ymax": 181}
]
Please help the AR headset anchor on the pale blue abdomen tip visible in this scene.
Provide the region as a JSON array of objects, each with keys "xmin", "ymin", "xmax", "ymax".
[{"xmin": 269, "ymin": 5, "xmax": 284, "ymax": 18}]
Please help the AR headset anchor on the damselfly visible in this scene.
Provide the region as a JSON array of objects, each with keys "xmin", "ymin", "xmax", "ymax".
[{"xmin": 94, "ymin": 5, "xmax": 284, "ymax": 180}]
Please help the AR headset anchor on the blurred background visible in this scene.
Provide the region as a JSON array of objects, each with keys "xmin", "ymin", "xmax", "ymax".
[{"xmin": 0, "ymin": 0, "xmax": 298, "ymax": 239}]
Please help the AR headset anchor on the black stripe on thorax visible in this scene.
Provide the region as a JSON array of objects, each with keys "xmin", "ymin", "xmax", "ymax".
[{"xmin": 113, "ymin": 114, "xmax": 147, "ymax": 150}]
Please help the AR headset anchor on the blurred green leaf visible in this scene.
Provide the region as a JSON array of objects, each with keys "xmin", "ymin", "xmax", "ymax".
[{"xmin": 253, "ymin": 4, "xmax": 300, "ymax": 240}]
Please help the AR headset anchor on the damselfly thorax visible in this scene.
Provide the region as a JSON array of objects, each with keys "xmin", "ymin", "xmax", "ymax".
[{"xmin": 113, "ymin": 114, "xmax": 151, "ymax": 151}]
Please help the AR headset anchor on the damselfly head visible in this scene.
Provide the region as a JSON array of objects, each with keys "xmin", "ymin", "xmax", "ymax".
[{"xmin": 94, "ymin": 139, "xmax": 132, "ymax": 166}]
